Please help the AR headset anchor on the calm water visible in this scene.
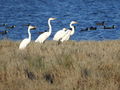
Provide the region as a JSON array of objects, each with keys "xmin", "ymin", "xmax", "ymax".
[{"xmin": 0, "ymin": 0, "xmax": 120, "ymax": 41}]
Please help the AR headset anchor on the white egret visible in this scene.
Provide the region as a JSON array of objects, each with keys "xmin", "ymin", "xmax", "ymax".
[
  {"xmin": 53, "ymin": 28, "xmax": 67, "ymax": 41},
  {"xmin": 69, "ymin": 21, "xmax": 78, "ymax": 35},
  {"xmin": 19, "ymin": 25, "xmax": 36, "ymax": 50},
  {"xmin": 60, "ymin": 21, "xmax": 77, "ymax": 42},
  {"xmin": 35, "ymin": 18, "xmax": 56, "ymax": 43}
]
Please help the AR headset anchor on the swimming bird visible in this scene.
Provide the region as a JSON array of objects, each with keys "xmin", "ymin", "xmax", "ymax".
[
  {"xmin": 96, "ymin": 21, "xmax": 105, "ymax": 26},
  {"xmin": 6, "ymin": 25, "xmax": 16, "ymax": 29},
  {"xmin": 80, "ymin": 28, "xmax": 89, "ymax": 32},
  {"xmin": 22, "ymin": 23, "xmax": 31, "ymax": 26},
  {"xmin": 0, "ymin": 23, "xmax": 7, "ymax": 27},
  {"xmin": 19, "ymin": 25, "xmax": 36, "ymax": 50},
  {"xmin": 89, "ymin": 26, "xmax": 97, "ymax": 30},
  {"xmin": 35, "ymin": 17, "xmax": 56, "ymax": 43},
  {"xmin": 103, "ymin": 25, "xmax": 116, "ymax": 29},
  {"xmin": 0, "ymin": 30, "xmax": 8, "ymax": 35},
  {"xmin": 60, "ymin": 21, "xmax": 78, "ymax": 42},
  {"xmin": 80, "ymin": 26, "xmax": 97, "ymax": 32},
  {"xmin": 53, "ymin": 28, "xmax": 67, "ymax": 41}
]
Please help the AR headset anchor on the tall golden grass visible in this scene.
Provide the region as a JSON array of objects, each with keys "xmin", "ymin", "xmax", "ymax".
[{"xmin": 0, "ymin": 40, "xmax": 120, "ymax": 90}]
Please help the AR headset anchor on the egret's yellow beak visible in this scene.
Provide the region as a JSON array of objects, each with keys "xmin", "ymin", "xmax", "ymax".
[
  {"xmin": 52, "ymin": 18, "xmax": 56, "ymax": 20},
  {"xmin": 31, "ymin": 26, "xmax": 37, "ymax": 30},
  {"xmin": 74, "ymin": 22, "xmax": 78, "ymax": 24}
]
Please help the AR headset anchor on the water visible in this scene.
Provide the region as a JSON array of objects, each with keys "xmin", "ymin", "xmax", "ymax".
[{"xmin": 0, "ymin": 0, "xmax": 120, "ymax": 41}]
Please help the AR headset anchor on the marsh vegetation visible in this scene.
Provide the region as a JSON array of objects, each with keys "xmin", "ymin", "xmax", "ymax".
[{"xmin": 0, "ymin": 40, "xmax": 120, "ymax": 90}]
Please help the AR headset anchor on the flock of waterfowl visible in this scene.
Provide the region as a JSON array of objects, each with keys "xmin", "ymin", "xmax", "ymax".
[
  {"xmin": 0, "ymin": 24, "xmax": 16, "ymax": 35},
  {"xmin": 0, "ymin": 17, "xmax": 116, "ymax": 50},
  {"xmin": 80, "ymin": 21, "xmax": 116, "ymax": 32}
]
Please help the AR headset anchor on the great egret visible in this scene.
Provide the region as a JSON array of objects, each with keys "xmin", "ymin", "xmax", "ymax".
[
  {"xmin": 69, "ymin": 21, "xmax": 78, "ymax": 35},
  {"xmin": 19, "ymin": 25, "xmax": 36, "ymax": 50},
  {"xmin": 35, "ymin": 18, "xmax": 56, "ymax": 43},
  {"xmin": 60, "ymin": 21, "xmax": 77, "ymax": 42},
  {"xmin": 53, "ymin": 28, "xmax": 67, "ymax": 41}
]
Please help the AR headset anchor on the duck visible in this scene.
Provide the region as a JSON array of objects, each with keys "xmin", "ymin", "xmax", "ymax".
[
  {"xmin": 80, "ymin": 28, "xmax": 89, "ymax": 32},
  {"xmin": 6, "ymin": 25, "xmax": 16, "ymax": 29},
  {"xmin": 22, "ymin": 23, "xmax": 31, "ymax": 26},
  {"xmin": 103, "ymin": 25, "xmax": 116, "ymax": 29},
  {"xmin": 96, "ymin": 21, "xmax": 105, "ymax": 26},
  {"xmin": 0, "ymin": 30, "xmax": 8, "ymax": 35},
  {"xmin": 89, "ymin": 26, "xmax": 97, "ymax": 30},
  {"xmin": 80, "ymin": 26, "xmax": 97, "ymax": 32},
  {"xmin": 0, "ymin": 23, "xmax": 7, "ymax": 27}
]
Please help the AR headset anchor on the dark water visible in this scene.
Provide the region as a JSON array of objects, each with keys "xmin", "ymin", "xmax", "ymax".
[{"xmin": 0, "ymin": 0, "xmax": 120, "ymax": 41}]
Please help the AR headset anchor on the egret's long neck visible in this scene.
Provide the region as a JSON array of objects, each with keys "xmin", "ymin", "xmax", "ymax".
[
  {"xmin": 28, "ymin": 28, "xmax": 31, "ymax": 40},
  {"xmin": 48, "ymin": 19, "xmax": 52, "ymax": 34},
  {"xmin": 70, "ymin": 23, "xmax": 75, "ymax": 35}
]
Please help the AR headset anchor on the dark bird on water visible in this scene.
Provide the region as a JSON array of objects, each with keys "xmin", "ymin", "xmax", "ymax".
[
  {"xmin": 80, "ymin": 28, "xmax": 89, "ymax": 32},
  {"xmin": 80, "ymin": 27, "xmax": 97, "ymax": 32},
  {"xmin": 103, "ymin": 25, "xmax": 116, "ymax": 29},
  {"xmin": 96, "ymin": 21, "xmax": 105, "ymax": 26},
  {"xmin": 0, "ymin": 23, "xmax": 7, "ymax": 27},
  {"xmin": 89, "ymin": 26, "xmax": 97, "ymax": 30},
  {"xmin": 6, "ymin": 25, "xmax": 16, "ymax": 29},
  {"xmin": 0, "ymin": 30, "xmax": 8, "ymax": 35},
  {"xmin": 22, "ymin": 23, "xmax": 31, "ymax": 26}
]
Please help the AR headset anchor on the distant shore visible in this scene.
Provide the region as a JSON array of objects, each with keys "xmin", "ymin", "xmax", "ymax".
[{"xmin": 0, "ymin": 40, "xmax": 120, "ymax": 90}]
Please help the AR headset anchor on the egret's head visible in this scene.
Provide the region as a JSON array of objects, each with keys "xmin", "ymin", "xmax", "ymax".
[
  {"xmin": 28, "ymin": 25, "xmax": 36, "ymax": 30},
  {"xmin": 49, "ymin": 18, "xmax": 56, "ymax": 21},
  {"xmin": 63, "ymin": 28, "xmax": 67, "ymax": 31},
  {"xmin": 71, "ymin": 21, "xmax": 78, "ymax": 24}
]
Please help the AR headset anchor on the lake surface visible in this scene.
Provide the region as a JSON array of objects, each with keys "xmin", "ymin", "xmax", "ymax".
[{"xmin": 0, "ymin": 0, "xmax": 120, "ymax": 41}]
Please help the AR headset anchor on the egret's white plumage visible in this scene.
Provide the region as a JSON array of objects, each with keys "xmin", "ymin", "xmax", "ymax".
[
  {"xmin": 35, "ymin": 18, "xmax": 56, "ymax": 43},
  {"xmin": 69, "ymin": 21, "xmax": 77, "ymax": 35},
  {"xmin": 53, "ymin": 28, "xmax": 67, "ymax": 41},
  {"xmin": 60, "ymin": 21, "xmax": 77, "ymax": 42},
  {"xmin": 60, "ymin": 29, "xmax": 72, "ymax": 42},
  {"xmin": 19, "ymin": 25, "xmax": 36, "ymax": 50}
]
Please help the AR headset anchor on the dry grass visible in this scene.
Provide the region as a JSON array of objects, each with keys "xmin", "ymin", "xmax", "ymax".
[{"xmin": 0, "ymin": 40, "xmax": 120, "ymax": 90}]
